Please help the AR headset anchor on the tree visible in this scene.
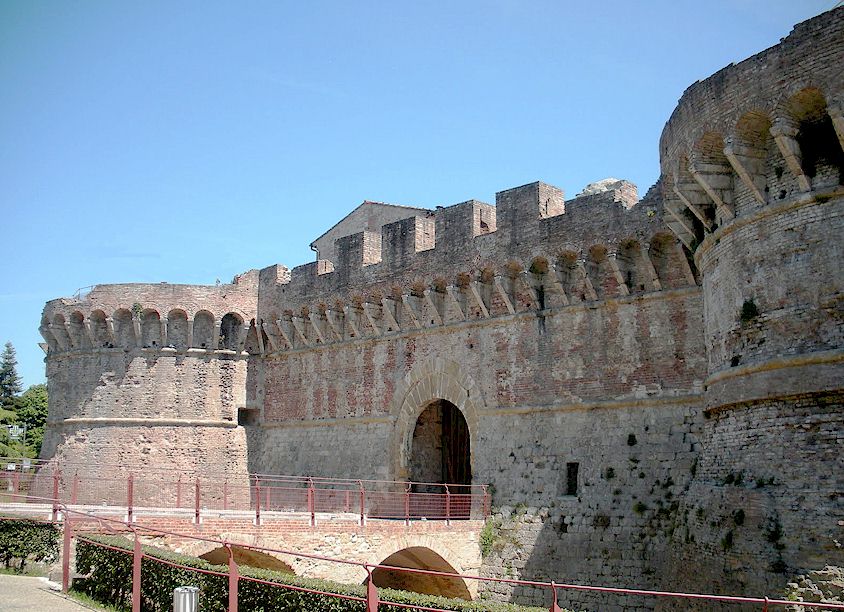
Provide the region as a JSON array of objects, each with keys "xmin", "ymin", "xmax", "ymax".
[
  {"xmin": 15, "ymin": 384, "xmax": 48, "ymax": 456},
  {"xmin": 0, "ymin": 342, "xmax": 22, "ymax": 401},
  {"xmin": 0, "ymin": 384, "xmax": 48, "ymax": 458}
]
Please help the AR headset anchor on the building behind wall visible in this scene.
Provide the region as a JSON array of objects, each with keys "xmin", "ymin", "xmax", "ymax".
[{"xmin": 37, "ymin": 8, "xmax": 844, "ymax": 611}]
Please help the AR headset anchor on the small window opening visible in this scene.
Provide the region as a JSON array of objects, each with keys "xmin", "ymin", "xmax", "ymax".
[
  {"xmin": 566, "ymin": 462, "xmax": 579, "ymax": 496},
  {"xmin": 238, "ymin": 407, "xmax": 258, "ymax": 426}
]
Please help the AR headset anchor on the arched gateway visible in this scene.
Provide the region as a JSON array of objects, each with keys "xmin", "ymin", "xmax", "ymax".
[{"xmin": 388, "ymin": 359, "xmax": 483, "ymax": 486}]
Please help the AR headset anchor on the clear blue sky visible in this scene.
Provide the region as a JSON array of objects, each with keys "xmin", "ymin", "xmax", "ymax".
[{"xmin": 0, "ymin": 0, "xmax": 833, "ymax": 388}]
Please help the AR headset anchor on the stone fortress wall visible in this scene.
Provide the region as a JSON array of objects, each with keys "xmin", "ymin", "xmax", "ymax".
[
  {"xmin": 655, "ymin": 8, "xmax": 844, "ymax": 606},
  {"xmin": 39, "ymin": 273, "xmax": 259, "ymax": 476},
  {"xmin": 37, "ymin": 8, "xmax": 843, "ymax": 611}
]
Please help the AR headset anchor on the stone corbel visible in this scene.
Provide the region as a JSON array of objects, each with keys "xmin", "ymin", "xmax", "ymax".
[
  {"xmin": 253, "ymin": 323, "xmax": 265, "ymax": 353},
  {"xmin": 672, "ymin": 185, "xmax": 714, "ymax": 231},
  {"xmin": 688, "ymin": 161, "xmax": 735, "ymax": 221},
  {"xmin": 770, "ymin": 118, "xmax": 811, "ymax": 192},
  {"xmin": 381, "ymin": 298, "xmax": 401, "ymax": 331},
  {"xmin": 401, "ymin": 294, "xmax": 423, "ymax": 329},
  {"xmin": 39, "ymin": 327, "xmax": 55, "ymax": 351},
  {"xmin": 308, "ymin": 312, "xmax": 327, "ymax": 343},
  {"xmin": 606, "ymin": 252, "xmax": 631, "ymax": 296},
  {"xmin": 446, "ymin": 285, "xmax": 468, "ymax": 320},
  {"xmin": 547, "ymin": 263, "xmax": 570, "ymax": 306},
  {"xmin": 518, "ymin": 271, "xmax": 541, "ymax": 309},
  {"xmin": 261, "ymin": 321, "xmax": 280, "ymax": 352},
  {"xmin": 423, "ymin": 289, "xmax": 445, "ymax": 325},
  {"xmin": 639, "ymin": 243, "xmax": 662, "ymax": 291},
  {"xmin": 664, "ymin": 201, "xmax": 697, "ymax": 244},
  {"xmin": 236, "ymin": 321, "xmax": 251, "ymax": 351},
  {"xmin": 132, "ymin": 316, "xmax": 143, "ymax": 348},
  {"xmin": 578, "ymin": 259, "xmax": 599, "ymax": 301},
  {"xmin": 291, "ymin": 316, "xmax": 312, "ymax": 347},
  {"xmin": 275, "ymin": 317, "xmax": 294, "ymax": 349},
  {"xmin": 468, "ymin": 281, "xmax": 491, "ymax": 318},
  {"xmin": 827, "ymin": 97, "xmax": 844, "ymax": 153},
  {"xmin": 362, "ymin": 303, "xmax": 383, "ymax": 336},
  {"xmin": 724, "ymin": 137, "xmax": 765, "ymax": 204},
  {"xmin": 83, "ymin": 319, "xmax": 97, "ymax": 346},
  {"xmin": 494, "ymin": 275, "xmax": 516, "ymax": 315},
  {"xmin": 211, "ymin": 319, "xmax": 220, "ymax": 351},
  {"xmin": 186, "ymin": 319, "xmax": 194, "ymax": 348},
  {"xmin": 343, "ymin": 305, "xmax": 363, "ymax": 337},
  {"xmin": 48, "ymin": 323, "xmax": 68, "ymax": 350},
  {"xmin": 325, "ymin": 309, "xmax": 344, "ymax": 341}
]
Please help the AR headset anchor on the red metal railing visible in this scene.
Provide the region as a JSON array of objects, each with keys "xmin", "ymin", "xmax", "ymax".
[
  {"xmin": 2, "ymin": 501, "xmax": 843, "ymax": 612},
  {"xmin": 0, "ymin": 456, "xmax": 489, "ymax": 523}
]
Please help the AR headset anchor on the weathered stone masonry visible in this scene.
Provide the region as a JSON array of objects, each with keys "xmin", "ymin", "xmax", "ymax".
[{"xmin": 38, "ymin": 8, "xmax": 843, "ymax": 611}]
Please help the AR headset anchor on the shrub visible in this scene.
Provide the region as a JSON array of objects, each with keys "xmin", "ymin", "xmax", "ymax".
[
  {"xmin": 479, "ymin": 519, "xmax": 497, "ymax": 558},
  {"xmin": 74, "ymin": 535, "xmax": 556, "ymax": 612},
  {"xmin": 0, "ymin": 516, "xmax": 60, "ymax": 572},
  {"xmin": 739, "ymin": 299, "xmax": 759, "ymax": 323}
]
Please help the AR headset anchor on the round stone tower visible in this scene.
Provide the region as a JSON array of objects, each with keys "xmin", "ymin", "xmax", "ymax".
[
  {"xmin": 658, "ymin": 8, "xmax": 843, "ymax": 599},
  {"xmin": 37, "ymin": 272, "xmax": 262, "ymax": 498}
]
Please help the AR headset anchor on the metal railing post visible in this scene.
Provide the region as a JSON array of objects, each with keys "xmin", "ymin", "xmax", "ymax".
[
  {"xmin": 549, "ymin": 581, "xmax": 562, "ymax": 612},
  {"xmin": 445, "ymin": 484, "xmax": 451, "ymax": 526},
  {"xmin": 51, "ymin": 470, "xmax": 61, "ymax": 522},
  {"xmin": 482, "ymin": 484, "xmax": 491, "ymax": 518},
  {"xmin": 61, "ymin": 511, "xmax": 72, "ymax": 594},
  {"xmin": 307, "ymin": 478, "xmax": 315, "ymax": 527},
  {"xmin": 127, "ymin": 473, "xmax": 134, "ymax": 523},
  {"xmin": 227, "ymin": 543, "xmax": 238, "ymax": 612},
  {"xmin": 365, "ymin": 566, "xmax": 379, "ymax": 612},
  {"xmin": 404, "ymin": 482, "xmax": 411, "ymax": 526},
  {"xmin": 194, "ymin": 477, "xmax": 201, "ymax": 525},
  {"xmin": 358, "ymin": 480, "xmax": 365, "ymax": 527},
  {"xmin": 254, "ymin": 478, "xmax": 261, "ymax": 526},
  {"xmin": 132, "ymin": 530, "xmax": 142, "ymax": 612}
]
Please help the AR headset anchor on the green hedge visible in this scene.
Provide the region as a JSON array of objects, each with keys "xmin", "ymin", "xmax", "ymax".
[
  {"xmin": 74, "ymin": 534, "xmax": 556, "ymax": 612},
  {"xmin": 0, "ymin": 516, "xmax": 60, "ymax": 572}
]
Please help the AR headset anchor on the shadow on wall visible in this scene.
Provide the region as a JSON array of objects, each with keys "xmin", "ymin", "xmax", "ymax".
[
  {"xmin": 200, "ymin": 545, "xmax": 295, "ymax": 573},
  {"xmin": 368, "ymin": 546, "xmax": 472, "ymax": 600}
]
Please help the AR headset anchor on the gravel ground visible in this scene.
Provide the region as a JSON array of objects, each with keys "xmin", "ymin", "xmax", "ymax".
[{"xmin": 0, "ymin": 574, "xmax": 97, "ymax": 611}]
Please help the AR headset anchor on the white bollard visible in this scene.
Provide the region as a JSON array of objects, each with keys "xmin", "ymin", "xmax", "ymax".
[{"xmin": 172, "ymin": 586, "xmax": 199, "ymax": 612}]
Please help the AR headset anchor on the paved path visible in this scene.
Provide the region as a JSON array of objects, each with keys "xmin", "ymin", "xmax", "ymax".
[{"xmin": 0, "ymin": 575, "xmax": 96, "ymax": 611}]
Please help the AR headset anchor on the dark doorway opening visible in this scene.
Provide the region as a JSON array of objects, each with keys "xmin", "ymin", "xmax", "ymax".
[{"xmin": 409, "ymin": 400, "xmax": 471, "ymax": 489}]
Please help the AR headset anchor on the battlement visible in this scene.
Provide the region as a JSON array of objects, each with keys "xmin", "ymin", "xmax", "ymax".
[
  {"xmin": 248, "ymin": 179, "xmax": 701, "ymax": 355},
  {"xmin": 40, "ymin": 271, "xmax": 260, "ymax": 355},
  {"xmin": 659, "ymin": 6, "xmax": 844, "ymax": 249},
  {"xmin": 268, "ymin": 178, "xmax": 660, "ymax": 296}
]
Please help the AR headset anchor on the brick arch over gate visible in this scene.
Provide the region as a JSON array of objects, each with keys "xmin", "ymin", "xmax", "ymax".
[{"xmin": 387, "ymin": 359, "xmax": 484, "ymax": 481}]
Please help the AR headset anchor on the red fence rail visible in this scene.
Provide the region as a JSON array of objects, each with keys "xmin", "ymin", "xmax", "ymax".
[
  {"xmin": 0, "ymin": 456, "xmax": 489, "ymax": 523},
  {"xmin": 2, "ymin": 502, "xmax": 843, "ymax": 612}
]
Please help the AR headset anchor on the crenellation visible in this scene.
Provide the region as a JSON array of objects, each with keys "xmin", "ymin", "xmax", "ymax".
[
  {"xmin": 494, "ymin": 182, "xmax": 565, "ymax": 251},
  {"xmin": 381, "ymin": 215, "xmax": 435, "ymax": 270}
]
